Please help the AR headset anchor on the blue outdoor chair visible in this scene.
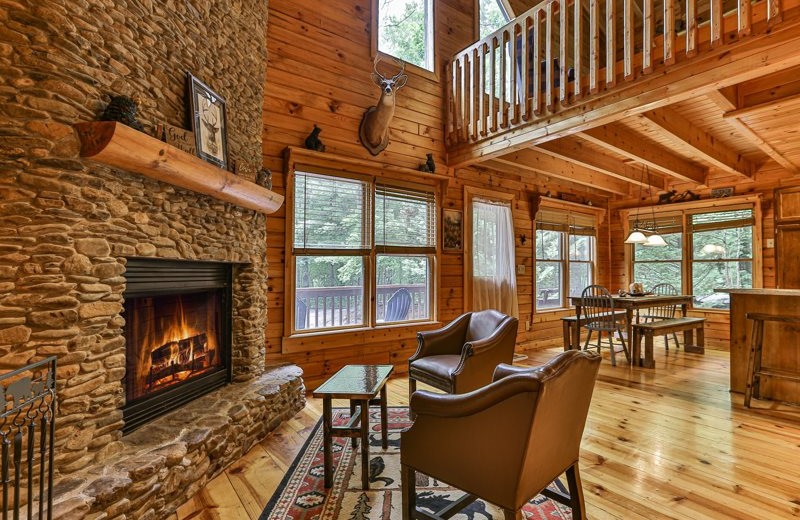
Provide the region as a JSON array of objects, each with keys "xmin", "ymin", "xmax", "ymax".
[
  {"xmin": 384, "ymin": 288, "xmax": 412, "ymax": 322},
  {"xmin": 295, "ymin": 298, "xmax": 308, "ymax": 330}
]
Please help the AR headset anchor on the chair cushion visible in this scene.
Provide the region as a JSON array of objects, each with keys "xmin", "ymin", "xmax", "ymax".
[
  {"xmin": 466, "ymin": 309, "xmax": 508, "ymax": 343},
  {"xmin": 409, "ymin": 355, "xmax": 461, "ymax": 383}
]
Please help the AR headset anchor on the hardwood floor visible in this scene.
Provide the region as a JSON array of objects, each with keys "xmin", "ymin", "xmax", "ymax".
[{"xmin": 173, "ymin": 346, "xmax": 800, "ymax": 520}]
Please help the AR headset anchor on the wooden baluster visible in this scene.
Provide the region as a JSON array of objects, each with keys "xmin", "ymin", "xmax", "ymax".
[
  {"xmin": 739, "ymin": 0, "xmax": 752, "ymax": 35},
  {"xmin": 532, "ymin": 11, "xmax": 541, "ymax": 115},
  {"xmin": 710, "ymin": 0, "xmax": 723, "ymax": 47},
  {"xmin": 456, "ymin": 57, "xmax": 464, "ymax": 141},
  {"xmin": 663, "ymin": 0, "xmax": 675, "ymax": 66},
  {"xmin": 322, "ymin": 297, "xmax": 327, "ymax": 327},
  {"xmin": 606, "ymin": 0, "xmax": 617, "ymax": 88},
  {"xmin": 686, "ymin": 0, "xmax": 698, "ymax": 56},
  {"xmin": 338, "ymin": 295, "xmax": 342, "ymax": 325},
  {"xmin": 510, "ymin": 23, "xmax": 519, "ymax": 123},
  {"xmin": 589, "ymin": 0, "xmax": 599, "ymax": 93},
  {"xmin": 501, "ymin": 30, "xmax": 508, "ymax": 128},
  {"xmin": 545, "ymin": 2, "xmax": 554, "ymax": 112},
  {"xmin": 768, "ymin": 0, "xmax": 782, "ymax": 23},
  {"xmin": 446, "ymin": 60, "xmax": 454, "ymax": 143},
  {"xmin": 472, "ymin": 48, "xmax": 479, "ymax": 140},
  {"xmin": 624, "ymin": 0, "xmax": 634, "ymax": 80},
  {"xmin": 643, "ymin": 0, "xmax": 654, "ymax": 72},
  {"xmin": 478, "ymin": 45, "xmax": 486, "ymax": 137},
  {"xmin": 559, "ymin": 0, "xmax": 568, "ymax": 105},
  {"xmin": 522, "ymin": 17, "xmax": 531, "ymax": 120},
  {"xmin": 462, "ymin": 54, "xmax": 470, "ymax": 141},
  {"xmin": 574, "ymin": 0, "xmax": 583, "ymax": 98},
  {"xmin": 490, "ymin": 36, "xmax": 498, "ymax": 133}
]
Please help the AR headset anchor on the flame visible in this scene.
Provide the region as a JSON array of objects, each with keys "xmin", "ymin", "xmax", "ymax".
[{"xmin": 127, "ymin": 292, "xmax": 220, "ymax": 401}]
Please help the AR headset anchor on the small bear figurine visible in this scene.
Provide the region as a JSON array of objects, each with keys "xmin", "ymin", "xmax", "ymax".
[
  {"xmin": 101, "ymin": 95, "xmax": 144, "ymax": 131},
  {"xmin": 658, "ymin": 190, "xmax": 677, "ymax": 204},
  {"xmin": 256, "ymin": 168, "xmax": 272, "ymax": 190},
  {"xmin": 419, "ymin": 153, "xmax": 436, "ymax": 173},
  {"xmin": 304, "ymin": 125, "xmax": 326, "ymax": 152}
]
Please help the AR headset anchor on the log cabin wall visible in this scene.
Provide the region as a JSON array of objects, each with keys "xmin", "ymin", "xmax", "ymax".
[
  {"xmin": 261, "ymin": 0, "xmax": 610, "ymax": 386},
  {"xmin": 609, "ymin": 163, "xmax": 799, "ymax": 349}
]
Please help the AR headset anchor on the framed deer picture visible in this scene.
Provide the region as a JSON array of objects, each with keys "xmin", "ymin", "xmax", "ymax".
[{"xmin": 187, "ymin": 73, "xmax": 228, "ymax": 169}]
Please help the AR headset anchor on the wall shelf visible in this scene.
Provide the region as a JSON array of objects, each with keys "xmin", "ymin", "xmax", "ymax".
[{"xmin": 73, "ymin": 121, "xmax": 284, "ymax": 215}]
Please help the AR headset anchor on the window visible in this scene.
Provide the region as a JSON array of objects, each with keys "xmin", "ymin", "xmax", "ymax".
[
  {"xmin": 478, "ymin": 0, "xmax": 510, "ymax": 39},
  {"xmin": 535, "ymin": 208, "xmax": 597, "ymax": 311},
  {"xmin": 469, "ymin": 195, "xmax": 518, "ymax": 317},
  {"xmin": 690, "ymin": 209, "xmax": 754, "ymax": 309},
  {"xmin": 632, "ymin": 213, "xmax": 683, "ymax": 293},
  {"xmin": 626, "ymin": 202, "xmax": 758, "ymax": 310},
  {"xmin": 377, "ymin": 0, "xmax": 434, "ymax": 71},
  {"xmin": 292, "ymin": 172, "xmax": 436, "ymax": 333}
]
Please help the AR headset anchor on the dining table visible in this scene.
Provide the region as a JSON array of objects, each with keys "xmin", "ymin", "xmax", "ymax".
[{"xmin": 567, "ymin": 294, "xmax": 697, "ymax": 359}]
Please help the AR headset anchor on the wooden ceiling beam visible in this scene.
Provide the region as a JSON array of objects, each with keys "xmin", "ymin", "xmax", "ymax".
[
  {"xmin": 535, "ymin": 137, "xmax": 667, "ymax": 190},
  {"xmin": 478, "ymin": 160, "xmax": 612, "ymax": 197},
  {"xmin": 637, "ymin": 107, "xmax": 755, "ymax": 178},
  {"xmin": 722, "ymin": 91, "xmax": 800, "ymax": 120},
  {"xmin": 707, "ymin": 88, "xmax": 800, "ymax": 174},
  {"xmin": 490, "ymin": 149, "xmax": 631, "ymax": 195},
  {"xmin": 578, "ymin": 124, "xmax": 708, "ymax": 185}
]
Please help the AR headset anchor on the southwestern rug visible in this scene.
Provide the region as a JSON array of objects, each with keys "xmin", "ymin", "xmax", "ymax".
[{"xmin": 260, "ymin": 407, "xmax": 572, "ymax": 520}]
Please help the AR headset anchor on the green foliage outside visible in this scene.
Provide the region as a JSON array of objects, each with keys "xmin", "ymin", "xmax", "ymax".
[
  {"xmin": 479, "ymin": 0, "xmax": 510, "ymax": 38},
  {"xmin": 535, "ymin": 230, "xmax": 594, "ymax": 307},
  {"xmin": 378, "ymin": 0, "xmax": 430, "ymax": 69}
]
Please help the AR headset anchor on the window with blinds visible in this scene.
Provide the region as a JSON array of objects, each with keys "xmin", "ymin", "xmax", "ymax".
[
  {"xmin": 291, "ymin": 170, "xmax": 437, "ymax": 333},
  {"xmin": 534, "ymin": 208, "xmax": 597, "ymax": 310},
  {"xmin": 375, "ymin": 184, "xmax": 436, "ymax": 252},
  {"xmin": 625, "ymin": 202, "xmax": 757, "ymax": 310},
  {"xmin": 293, "ymin": 171, "xmax": 371, "ymax": 253}
]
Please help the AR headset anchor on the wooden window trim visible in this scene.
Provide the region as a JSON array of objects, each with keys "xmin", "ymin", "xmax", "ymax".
[
  {"xmin": 534, "ymin": 223, "xmax": 598, "ymax": 314},
  {"xmin": 370, "ymin": 0, "xmax": 440, "ymax": 81},
  {"xmin": 283, "ymin": 148, "xmax": 444, "ymax": 351},
  {"xmin": 621, "ymin": 195, "xmax": 763, "ymax": 310}
]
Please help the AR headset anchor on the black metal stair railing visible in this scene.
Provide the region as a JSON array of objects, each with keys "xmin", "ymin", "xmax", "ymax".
[{"xmin": 0, "ymin": 357, "xmax": 57, "ymax": 520}]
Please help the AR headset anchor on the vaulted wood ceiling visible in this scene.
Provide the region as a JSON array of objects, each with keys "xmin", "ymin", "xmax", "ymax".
[{"xmin": 491, "ymin": 65, "xmax": 800, "ymax": 198}]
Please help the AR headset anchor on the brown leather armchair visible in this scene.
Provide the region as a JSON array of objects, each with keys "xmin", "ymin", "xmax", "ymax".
[
  {"xmin": 408, "ymin": 310, "xmax": 518, "ymax": 399},
  {"xmin": 400, "ymin": 350, "xmax": 601, "ymax": 520}
]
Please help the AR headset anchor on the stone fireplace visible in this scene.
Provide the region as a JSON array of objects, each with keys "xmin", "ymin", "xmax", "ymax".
[{"xmin": 0, "ymin": 0, "xmax": 305, "ymax": 518}]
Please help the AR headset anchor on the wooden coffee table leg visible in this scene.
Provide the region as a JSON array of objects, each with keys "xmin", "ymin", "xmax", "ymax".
[
  {"xmin": 349, "ymin": 400, "xmax": 357, "ymax": 448},
  {"xmin": 380, "ymin": 385, "xmax": 388, "ymax": 450},
  {"xmin": 323, "ymin": 396, "xmax": 333, "ymax": 489},
  {"xmin": 360, "ymin": 398, "xmax": 370, "ymax": 490}
]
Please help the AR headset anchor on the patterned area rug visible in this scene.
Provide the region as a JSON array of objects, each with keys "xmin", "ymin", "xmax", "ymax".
[{"xmin": 260, "ymin": 407, "xmax": 572, "ymax": 520}]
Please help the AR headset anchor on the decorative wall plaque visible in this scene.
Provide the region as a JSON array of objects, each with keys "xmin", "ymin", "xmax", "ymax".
[{"xmin": 156, "ymin": 123, "xmax": 197, "ymax": 155}]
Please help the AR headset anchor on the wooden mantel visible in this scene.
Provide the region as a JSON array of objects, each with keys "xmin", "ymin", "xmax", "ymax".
[{"xmin": 73, "ymin": 121, "xmax": 284, "ymax": 215}]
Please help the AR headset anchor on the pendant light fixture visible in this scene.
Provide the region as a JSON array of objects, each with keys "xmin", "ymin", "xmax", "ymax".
[
  {"xmin": 624, "ymin": 166, "xmax": 648, "ymax": 244},
  {"xmin": 641, "ymin": 165, "xmax": 667, "ymax": 247}
]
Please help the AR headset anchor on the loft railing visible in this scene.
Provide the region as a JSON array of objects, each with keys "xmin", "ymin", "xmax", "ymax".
[
  {"xmin": 296, "ymin": 283, "xmax": 429, "ymax": 330},
  {"xmin": 445, "ymin": 0, "xmax": 786, "ymax": 151}
]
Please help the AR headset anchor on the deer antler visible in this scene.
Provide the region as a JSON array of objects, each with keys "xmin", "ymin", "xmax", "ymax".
[
  {"xmin": 373, "ymin": 55, "xmax": 387, "ymax": 80},
  {"xmin": 373, "ymin": 54, "xmax": 406, "ymax": 82}
]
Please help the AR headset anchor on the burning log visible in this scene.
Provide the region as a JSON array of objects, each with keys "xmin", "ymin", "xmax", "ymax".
[{"xmin": 147, "ymin": 333, "xmax": 214, "ymax": 389}]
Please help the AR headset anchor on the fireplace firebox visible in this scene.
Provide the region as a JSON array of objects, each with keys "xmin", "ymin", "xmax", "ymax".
[{"xmin": 122, "ymin": 259, "xmax": 232, "ymax": 433}]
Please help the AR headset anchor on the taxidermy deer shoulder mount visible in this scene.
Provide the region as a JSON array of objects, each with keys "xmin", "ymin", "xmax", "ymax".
[{"xmin": 359, "ymin": 56, "xmax": 407, "ymax": 156}]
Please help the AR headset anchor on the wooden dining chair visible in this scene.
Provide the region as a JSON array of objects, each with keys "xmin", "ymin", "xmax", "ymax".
[
  {"xmin": 639, "ymin": 283, "xmax": 681, "ymax": 350},
  {"xmin": 580, "ymin": 285, "xmax": 630, "ymax": 366}
]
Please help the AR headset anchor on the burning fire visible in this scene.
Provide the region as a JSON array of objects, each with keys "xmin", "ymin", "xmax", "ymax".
[{"xmin": 127, "ymin": 293, "xmax": 220, "ymax": 400}]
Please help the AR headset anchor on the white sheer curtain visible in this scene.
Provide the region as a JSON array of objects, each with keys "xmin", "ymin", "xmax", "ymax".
[{"xmin": 471, "ymin": 198, "xmax": 519, "ymax": 318}]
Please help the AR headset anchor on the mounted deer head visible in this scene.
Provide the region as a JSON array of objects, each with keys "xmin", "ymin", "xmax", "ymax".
[{"xmin": 359, "ymin": 55, "xmax": 407, "ymax": 156}]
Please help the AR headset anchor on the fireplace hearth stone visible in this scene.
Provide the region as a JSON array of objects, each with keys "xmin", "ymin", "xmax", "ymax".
[{"xmin": 51, "ymin": 364, "xmax": 305, "ymax": 520}]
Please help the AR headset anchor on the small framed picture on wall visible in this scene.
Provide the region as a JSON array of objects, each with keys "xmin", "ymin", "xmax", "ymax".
[
  {"xmin": 442, "ymin": 208, "xmax": 463, "ymax": 252},
  {"xmin": 187, "ymin": 73, "xmax": 228, "ymax": 169}
]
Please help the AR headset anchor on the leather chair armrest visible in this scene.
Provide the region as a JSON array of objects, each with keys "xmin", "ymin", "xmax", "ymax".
[
  {"xmin": 462, "ymin": 317, "xmax": 518, "ymax": 357},
  {"xmin": 492, "ymin": 363, "xmax": 540, "ymax": 382},
  {"xmin": 410, "ymin": 313, "xmax": 470, "ymax": 361},
  {"xmin": 410, "ymin": 374, "xmax": 540, "ymax": 418}
]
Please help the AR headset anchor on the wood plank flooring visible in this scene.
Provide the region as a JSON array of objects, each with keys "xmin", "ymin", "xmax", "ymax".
[{"xmin": 173, "ymin": 346, "xmax": 800, "ymax": 520}]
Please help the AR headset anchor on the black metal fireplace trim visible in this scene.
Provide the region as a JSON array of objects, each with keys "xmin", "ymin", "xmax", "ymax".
[{"xmin": 122, "ymin": 258, "xmax": 234, "ymax": 435}]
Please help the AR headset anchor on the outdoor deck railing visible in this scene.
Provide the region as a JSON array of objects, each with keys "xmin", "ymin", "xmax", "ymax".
[
  {"xmin": 445, "ymin": 0, "xmax": 787, "ymax": 154},
  {"xmin": 296, "ymin": 284, "xmax": 429, "ymax": 330}
]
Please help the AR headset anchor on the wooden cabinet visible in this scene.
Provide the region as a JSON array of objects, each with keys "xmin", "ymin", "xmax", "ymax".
[{"xmin": 775, "ymin": 187, "xmax": 800, "ymax": 288}]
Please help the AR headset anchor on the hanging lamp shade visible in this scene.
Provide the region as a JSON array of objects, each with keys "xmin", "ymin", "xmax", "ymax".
[
  {"xmin": 643, "ymin": 234, "xmax": 667, "ymax": 247},
  {"xmin": 625, "ymin": 229, "xmax": 648, "ymax": 244}
]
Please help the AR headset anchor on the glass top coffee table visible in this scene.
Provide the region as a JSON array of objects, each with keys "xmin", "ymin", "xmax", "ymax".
[{"xmin": 312, "ymin": 364, "xmax": 394, "ymax": 490}]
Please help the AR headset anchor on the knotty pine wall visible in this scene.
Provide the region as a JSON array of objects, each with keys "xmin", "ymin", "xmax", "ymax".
[
  {"xmin": 609, "ymin": 162, "xmax": 800, "ymax": 350},
  {"xmin": 260, "ymin": 0, "xmax": 609, "ymax": 387}
]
